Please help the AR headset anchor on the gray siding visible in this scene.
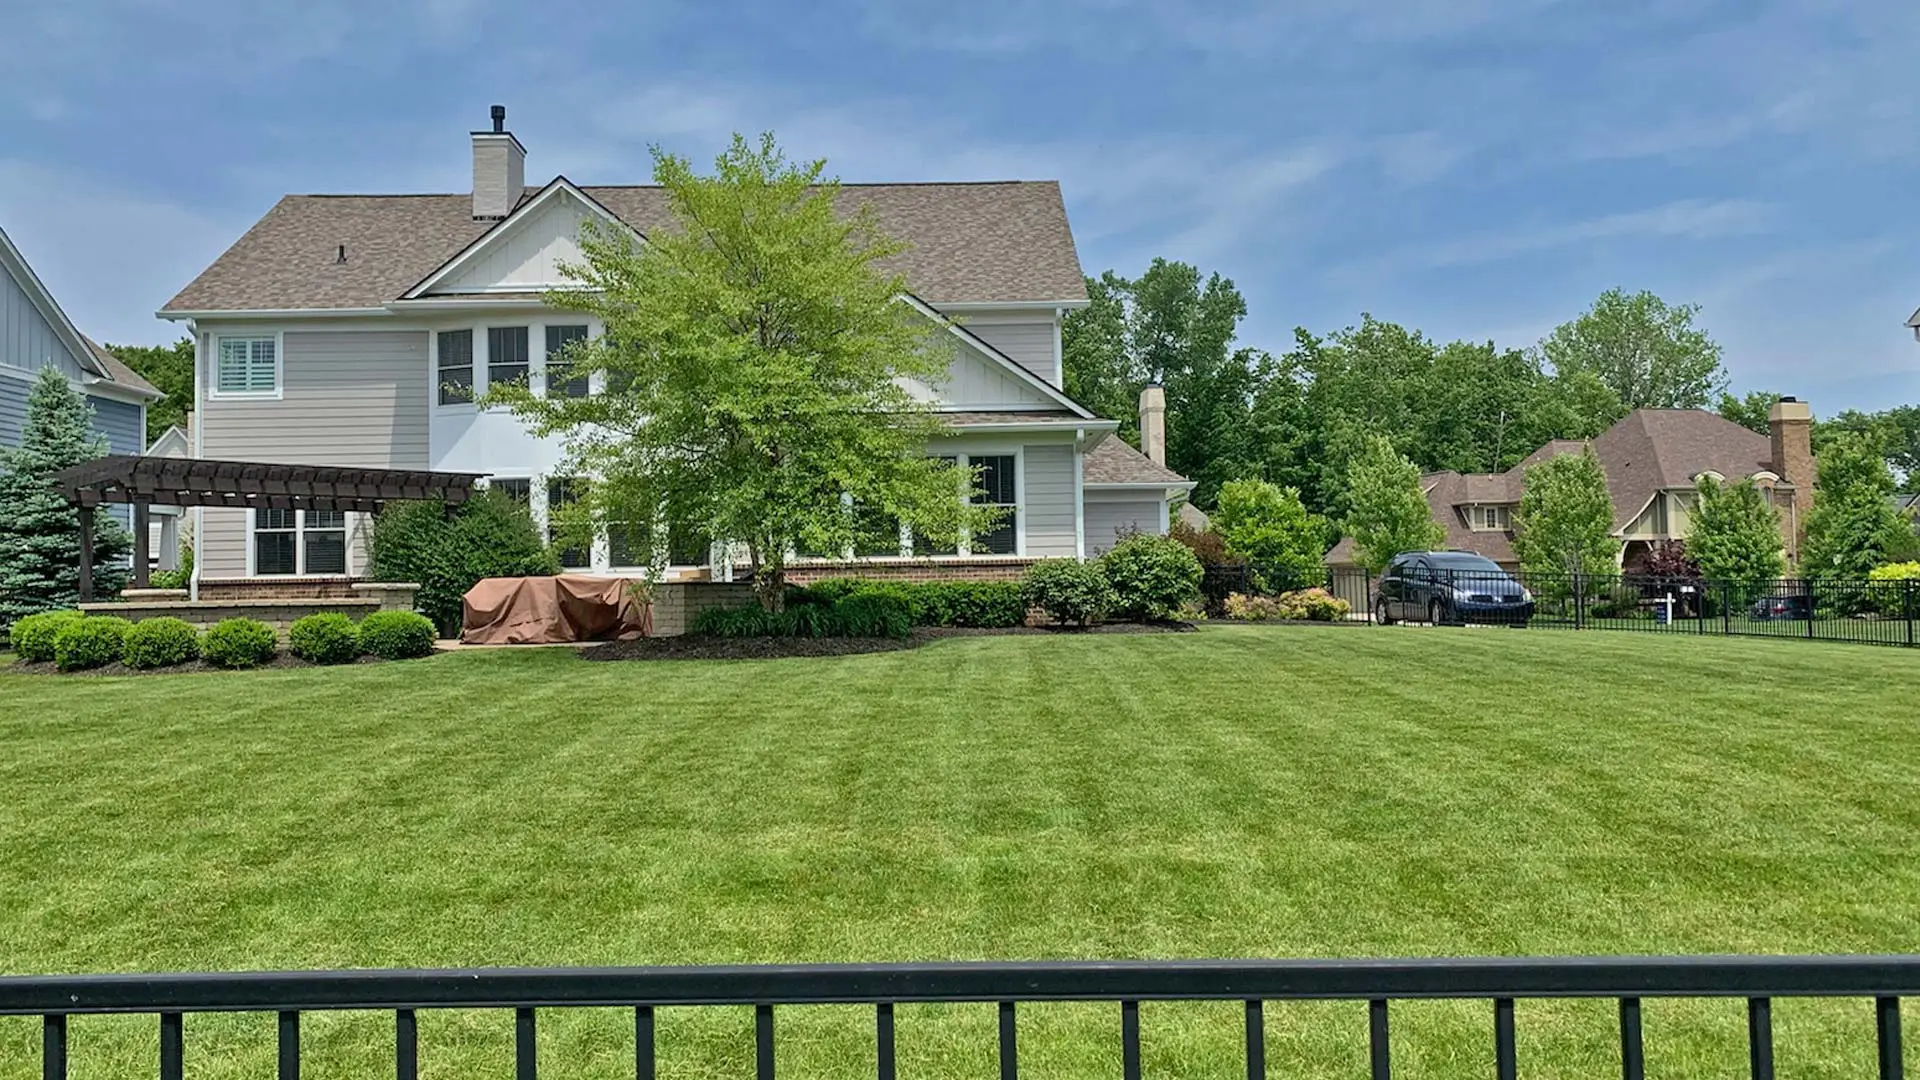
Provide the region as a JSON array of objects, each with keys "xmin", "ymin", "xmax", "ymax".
[
  {"xmin": 1, "ymin": 263, "xmax": 84, "ymax": 383},
  {"xmin": 0, "ymin": 374, "xmax": 24, "ymax": 447},
  {"xmin": 88, "ymin": 395, "xmax": 144, "ymax": 455},
  {"xmin": 1023, "ymin": 443, "xmax": 1076, "ymax": 557},
  {"xmin": 969, "ymin": 321, "xmax": 1057, "ymax": 386},
  {"xmin": 1085, "ymin": 497, "xmax": 1163, "ymax": 554},
  {"xmin": 200, "ymin": 329, "xmax": 429, "ymax": 578}
]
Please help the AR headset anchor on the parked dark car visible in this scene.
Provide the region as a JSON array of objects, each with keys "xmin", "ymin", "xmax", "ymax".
[
  {"xmin": 1376, "ymin": 551, "xmax": 1535, "ymax": 626},
  {"xmin": 1749, "ymin": 591, "xmax": 1814, "ymax": 620}
]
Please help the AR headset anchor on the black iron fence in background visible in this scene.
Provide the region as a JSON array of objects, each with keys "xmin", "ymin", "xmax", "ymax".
[
  {"xmin": 1, "ymin": 955, "xmax": 1912, "ymax": 1080},
  {"xmin": 1205, "ymin": 562, "xmax": 1920, "ymax": 649}
]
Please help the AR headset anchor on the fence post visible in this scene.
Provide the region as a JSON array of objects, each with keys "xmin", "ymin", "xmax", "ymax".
[
  {"xmin": 1574, "ymin": 574, "xmax": 1586, "ymax": 631},
  {"xmin": 1907, "ymin": 580, "xmax": 1914, "ymax": 649},
  {"xmin": 1804, "ymin": 579, "xmax": 1816, "ymax": 640},
  {"xmin": 1722, "ymin": 582, "xmax": 1732, "ymax": 636}
]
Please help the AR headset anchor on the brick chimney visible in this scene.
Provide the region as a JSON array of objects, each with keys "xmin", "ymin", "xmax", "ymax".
[
  {"xmin": 1769, "ymin": 396, "xmax": 1815, "ymax": 563},
  {"xmin": 1139, "ymin": 383, "xmax": 1167, "ymax": 466},
  {"xmin": 471, "ymin": 104, "xmax": 525, "ymax": 220}
]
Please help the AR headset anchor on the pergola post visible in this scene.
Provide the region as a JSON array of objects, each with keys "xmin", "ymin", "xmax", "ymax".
[
  {"xmin": 132, "ymin": 500, "xmax": 151, "ymax": 588},
  {"xmin": 77, "ymin": 506, "xmax": 95, "ymax": 604}
]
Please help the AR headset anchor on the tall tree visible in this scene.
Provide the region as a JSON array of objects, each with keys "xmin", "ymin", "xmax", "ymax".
[
  {"xmin": 1512, "ymin": 447, "xmax": 1620, "ymax": 579},
  {"xmin": 1716, "ymin": 390, "xmax": 1783, "ymax": 436},
  {"xmin": 1687, "ymin": 477, "xmax": 1784, "ymax": 584},
  {"xmin": 1537, "ymin": 288, "xmax": 1729, "ymax": 412},
  {"xmin": 1342, "ymin": 434, "xmax": 1445, "ymax": 573},
  {"xmin": 0, "ymin": 369, "xmax": 131, "ymax": 625},
  {"xmin": 486, "ymin": 133, "xmax": 987, "ymax": 610},
  {"xmin": 104, "ymin": 338, "xmax": 194, "ymax": 443},
  {"xmin": 1816, "ymin": 406, "xmax": 1920, "ymax": 492},
  {"xmin": 1803, "ymin": 433, "xmax": 1915, "ymax": 577},
  {"xmin": 1060, "ymin": 272, "xmax": 1137, "ymax": 435}
]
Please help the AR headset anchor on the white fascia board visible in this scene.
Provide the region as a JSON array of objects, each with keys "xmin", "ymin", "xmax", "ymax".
[
  {"xmin": 159, "ymin": 307, "xmax": 391, "ymax": 322},
  {"xmin": 944, "ymin": 419, "xmax": 1119, "ymax": 433},
  {"xmin": 80, "ymin": 377, "xmax": 159, "ymax": 405},
  {"xmin": 1085, "ymin": 481, "xmax": 1198, "ymax": 492}
]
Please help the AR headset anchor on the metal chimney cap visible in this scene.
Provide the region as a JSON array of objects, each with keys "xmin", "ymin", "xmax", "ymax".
[{"xmin": 490, "ymin": 105, "xmax": 506, "ymax": 133}]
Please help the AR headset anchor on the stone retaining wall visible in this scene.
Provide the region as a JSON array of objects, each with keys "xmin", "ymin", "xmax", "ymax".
[
  {"xmin": 80, "ymin": 583, "xmax": 420, "ymax": 643},
  {"xmin": 648, "ymin": 583, "xmax": 759, "ymax": 637}
]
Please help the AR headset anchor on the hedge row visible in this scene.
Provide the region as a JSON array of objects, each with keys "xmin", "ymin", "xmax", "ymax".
[{"xmin": 8, "ymin": 609, "xmax": 438, "ymax": 672}]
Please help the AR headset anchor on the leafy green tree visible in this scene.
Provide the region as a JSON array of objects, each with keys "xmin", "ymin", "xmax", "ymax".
[
  {"xmin": 1060, "ymin": 271, "xmax": 1136, "ymax": 433},
  {"xmin": 1512, "ymin": 447, "xmax": 1620, "ymax": 578},
  {"xmin": 0, "ymin": 369, "xmax": 130, "ymax": 626},
  {"xmin": 1210, "ymin": 478, "xmax": 1329, "ymax": 589},
  {"xmin": 1816, "ymin": 406, "xmax": 1920, "ymax": 492},
  {"xmin": 1803, "ymin": 433, "xmax": 1915, "ymax": 577},
  {"xmin": 1342, "ymin": 434, "xmax": 1445, "ymax": 573},
  {"xmin": 103, "ymin": 338, "xmax": 193, "ymax": 443},
  {"xmin": 485, "ymin": 133, "xmax": 985, "ymax": 611},
  {"xmin": 1537, "ymin": 288, "xmax": 1729, "ymax": 412},
  {"xmin": 1716, "ymin": 390, "xmax": 1783, "ymax": 436},
  {"xmin": 1687, "ymin": 478, "xmax": 1784, "ymax": 584}
]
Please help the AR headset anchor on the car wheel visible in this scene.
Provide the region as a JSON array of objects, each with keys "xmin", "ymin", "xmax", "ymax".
[
  {"xmin": 1429, "ymin": 599, "xmax": 1446, "ymax": 626},
  {"xmin": 1375, "ymin": 597, "xmax": 1394, "ymax": 626}
]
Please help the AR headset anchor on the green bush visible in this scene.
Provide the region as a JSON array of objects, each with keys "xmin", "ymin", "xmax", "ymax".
[
  {"xmin": 692, "ymin": 591, "xmax": 914, "ymax": 640},
  {"xmin": 1868, "ymin": 562, "xmax": 1920, "ymax": 617},
  {"xmin": 1100, "ymin": 533, "xmax": 1204, "ymax": 621},
  {"xmin": 201, "ymin": 618, "xmax": 278, "ymax": 669},
  {"xmin": 358, "ymin": 611, "xmax": 438, "ymax": 660},
  {"xmin": 1275, "ymin": 587, "xmax": 1351, "ymax": 622},
  {"xmin": 827, "ymin": 592, "xmax": 913, "ymax": 639},
  {"xmin": 288, "ymin": 612, "xmax": 362, "ymax": 664},
  {"xmin": 150, "ymin": 546, "xmax": 194, "ymax": 591},
  {"xmin": 1022, "ymin": 559, "xmax": 1116, "ymax": 627},
  {"xmin": 53, "ymin": 616, "xmax": 131, "ymax": 672},
  {"xmin": 121, "ymin": 617, "xmax": 201, "ymax": 669},
  {"xmin": 9, "ymin": 609, "xmax": 83, "ymax": 663},
  {"xmin": 795, "ymin": 579, "xmax": 1026, "ymax": 629},
  {"xmin": 368, "ymin": 490, "xmax": 560, "ymax": 637},
  {"xmin": 1223, "ymin": 592, "xmax": 1283, "ymax": 621}
]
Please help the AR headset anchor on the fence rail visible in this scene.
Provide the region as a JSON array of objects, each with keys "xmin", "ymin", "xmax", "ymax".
[{"xmin": 4, "ymin": 955, "xmax": 1915, "ymax": 1080}]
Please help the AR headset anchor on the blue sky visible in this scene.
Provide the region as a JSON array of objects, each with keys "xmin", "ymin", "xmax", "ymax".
[{"xmin": 3, "ymin": 0, "xmax": 1917, "ymax": 414}]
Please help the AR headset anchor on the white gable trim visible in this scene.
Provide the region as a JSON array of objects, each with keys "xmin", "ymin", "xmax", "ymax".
[
  {"xmin": 401, "ymin": 177, "xmax": 641, "ymax": 300},
  {"xmin": 899, "ymin": 293, "xmax": 1092, "ymax": 419},
  {"xmin": 0, "ymin": 224, "xmax": 109, "ymax": 381}
]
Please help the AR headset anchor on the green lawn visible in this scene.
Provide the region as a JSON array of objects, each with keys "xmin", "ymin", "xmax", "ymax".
[{"xmin": 4, "ymin": 626, "xmax": 1919, "ymax": 1078}]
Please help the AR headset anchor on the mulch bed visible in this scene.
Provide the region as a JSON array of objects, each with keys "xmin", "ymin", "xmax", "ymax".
[
  {"xmin": 7, "ymin": 654, "xmax": 388, "ymax": 677},
  {"xmin": 584, "ymin": 620, "xmax": 1195, "ymax": 662}
]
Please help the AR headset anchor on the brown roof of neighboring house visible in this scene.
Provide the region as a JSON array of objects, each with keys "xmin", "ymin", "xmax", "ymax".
[
  {"xmin": 1082, "ymin": 433, "xmax": 1190, "ymax": 486},
  {"xmin": 81, "ymin": 336, "xmax": 161, "ymax": 398},
  {"xmin": 164, "ymin": 181, "xmax": 1089, "ymax": 313},
  {"xmin": 1325, "ymin": 472, "xmax": 1517, "ymax": 568}
]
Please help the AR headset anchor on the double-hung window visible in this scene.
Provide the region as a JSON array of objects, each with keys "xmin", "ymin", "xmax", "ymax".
[
  {"xmin": 969, "ymin": 454, "xmax": 1018, "ymax": 555},
  {"xmin": 546, "ymin": 478, "xmax": 590, "ymax": 569},
  {"xmin": 488, "ymin": 327, "xmax": 530, "ymax": 389},
  {"xmin": 545, "ymin": 324, "xmax": 590, "ymax": 399},
  {"xmin": 253, "ymin": 509, "xmax": 348, "ymax": 575},
  {"xmin": 215, "ymin": 336, "xmax": 278, "ymax": 396},
  {"xmin": 437, "ymin": 329, "xmax": 474, "ymax": 405}
]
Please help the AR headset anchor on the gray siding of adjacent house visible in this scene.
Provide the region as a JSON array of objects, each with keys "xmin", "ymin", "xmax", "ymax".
[
  {"xmin": 200, "ymin": 329, "xmax": 429, "ymax": 578},
  {"xmin": 1084, "ymin": 497, "xmax": 1162, "ymax": 554},
  {"xmin": 87, "ymin": 396, "xmax": 144, "ymax": 455},
  {"xmin": 0, "ymin": 376, "xmax": 25, "ymax": 447},
  {"xmin": 1, "ymin": 264, "xmax": 84, "ymax": 383},
  {"xmin": 1023, "ymin": 443, "xmax": 1076, "ymax": 557},
  {"xmin": 969, "ymin": 321, "xmax": 1057, "ymax": 386}
]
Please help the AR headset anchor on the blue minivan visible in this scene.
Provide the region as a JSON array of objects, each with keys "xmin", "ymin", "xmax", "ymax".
[{"xmin": 1375, "ymin": 551, "xmax": 1535, "ymax": 626}]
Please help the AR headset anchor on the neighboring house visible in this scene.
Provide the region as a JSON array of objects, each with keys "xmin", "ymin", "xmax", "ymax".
[
  {"xmin": 1, "ymin": 224, "xmax": 163, "ymax": 519},
  {"xmin": 1327, "ymin": 400, "xmax": 1817, "ymax": 572},
  {"xmin": 160, "ymin": 108, "xmax": 1191, "ymax": 592},
  {"xmin": 143, "ymin": 418, "xmax": 193, "ymax": 572}
]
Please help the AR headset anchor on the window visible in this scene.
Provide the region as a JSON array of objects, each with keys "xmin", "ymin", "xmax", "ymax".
[
  {"xmin": 488, "ymin": 326, "xmax": 530, "ymax": 389},
  {"xmin": 215, "ymin": 336, "xmax": 277, "ymax": 395},
  {"xmin": 546, "ymin": 478, "xmax": 589, "ymax": 569},
  {"xmin": 490, "ymin": 477, "xmax": 531, "ymax": 505},
  {"xmin": 437, "ymin": 330, "xmax": 474, "ymax": 405},
  {"xmin": 253, "ymin": 509, "xmax": 347, "ymax": 576},
  {"xmin": 1474, "ymin": 505, "xmax": 1511, "ymax": 531},
  {"xmin": 545, "ymin": 324, "xmax": 590, "ymax": 399},
  {"xmin": 969, "ymin": 454, "xmax": 1017, "ymax": 555}
]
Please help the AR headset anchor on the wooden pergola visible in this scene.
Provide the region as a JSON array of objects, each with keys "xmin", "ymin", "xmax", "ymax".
[{"xmin": 53, "ymin": 455, "xmax": 485, "ymax": 600}]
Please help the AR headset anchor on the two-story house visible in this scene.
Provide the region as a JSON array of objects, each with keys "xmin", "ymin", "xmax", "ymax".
[
  {"xmin": 160, "ymin": 109, "xmax": 1191, "ymax": 595},
  {"xmin": 1326, "ymin": 400, "xmax": 1817, "ymax": 572}
]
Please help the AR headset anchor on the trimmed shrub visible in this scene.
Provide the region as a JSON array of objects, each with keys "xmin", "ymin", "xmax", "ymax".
[
  {"xmin": 827, "ymin": 592, "xmax": 913, "ymax": 639},
  {"xmin": 692, "ymin": 591, "xmax": 914, "ymax": 640},
  {"xmin": 1223, "ymin": 592, "xmax": 1283, "ymax": 621},
  {"xmin": 150, "ymin": 546, "xmax": 194, "ymax": 591},
  {"xmin": 795, "ymin": 579, "xmax": 1026, "ymax": 629},
  {"xmin": 1869, "ymin": 562, "xmax": 1920, "ymax": 617},
  {"xmin": 1100, "ymin": 533, "xmax": 1204, "ymax": 621},
  {"xmin": 122, "ymin": 617, "xmax": 202, "ymax": 669},
  {"xmin": 53, "ymin": 616, "xmax": 131, "ymax": 672},
  {"xmin": 9, "ymin": 609, "xmax": 83, "ymax": 663},
  {"xmin": 368, "ymin": 490, "xmax": 560, "ymax": 637},
  {"xmin": 1022, "ymin": 559, "xmax": 1116, "ymax": 627},
  {"xmin": 202, "ymin": 618, "xmax": 278, "ymax": 669},
  {"xmin": 288, "ymin": 612, "xmax": 362, "ymax": 665},
  {"xmin": 1275, "ymin": 587, "xmax": 1351, "ymax": 622},
  {"xmin": 358, "ymin": 611, "xmax": 438, "ymax": 660}
]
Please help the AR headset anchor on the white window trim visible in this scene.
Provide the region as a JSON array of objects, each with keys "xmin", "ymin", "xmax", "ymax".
[
  {"xmin": 209, "ymin": 332, "xmax": 284, "ymax": 400},
  {"xmin": 960, "ymin": 448, "xmax": 1023, "ymax": 557},
  {"xmin": 431, "ymin": 327, "xmax": 478, "ymax": 411},
  {"xmin": 246, "ymin": 508, "xmax": 353, "ymax": 577}
]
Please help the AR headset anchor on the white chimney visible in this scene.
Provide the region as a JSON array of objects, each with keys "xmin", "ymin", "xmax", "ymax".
[
  {"xmin": 1139, "ymin": 383, "xmax": 1167, "ymax": 466},
  {"xmin": 471, "ymin": 104, "xmax": 525, "ymax": 220}
]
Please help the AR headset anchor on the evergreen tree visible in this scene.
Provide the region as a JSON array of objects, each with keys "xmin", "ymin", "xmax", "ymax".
[
  {"xmin": 0, "ymin": 368, "xmax": 130, "ymax": 625},
  {"xmin": 1687, "ymin": 478, "xmax": 1785, "ymax": 584},
  {"xmin": 1342, "ymin": 434, "xmax": 1444, "ymax": 573},
  {"xmin": 1803, "ymin": 433, "xmax": 1916, "ymax": 577},
  {"xmin": 1512, "ymin": 447, "xmax": 1620, "ymax": 579}
]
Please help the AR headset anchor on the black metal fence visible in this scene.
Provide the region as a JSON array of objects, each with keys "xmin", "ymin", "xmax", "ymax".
[{"xmin": 2, "ymin": 955, "xmax": 1914, "ymax": 1079}]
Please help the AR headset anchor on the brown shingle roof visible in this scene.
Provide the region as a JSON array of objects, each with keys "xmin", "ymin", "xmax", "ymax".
[
  {"xmin": 81, "ymin": 336, "xmax": 161, "ymax": 397},
  {"xmin": 940, "ymin": 411, "xmax": 1083, "ymax": 426},
  {"xmin": 164, "ymin": 181, "xmax": 1088, "ymax": 313},
  {"xmin": 1082, "ymin": 433, "xmax": 1189, "ymax": 486}
]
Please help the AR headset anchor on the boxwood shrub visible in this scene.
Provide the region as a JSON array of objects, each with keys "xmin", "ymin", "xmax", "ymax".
[
  {"xmin": 358, "ymin": 611, "xmax": 438, "ymax": 660},
  {"xmin": 1100, "ymin": 533, "xmax": 1204, "ymax": 621},
  {"xmin": 1022, "ymin": 559, "xmax": 1116, "ymax": 627},
  {"xmin": 692, "ymin": 591, "xmax": 913, "ymax": 640},
  {"xmin": 53, "ymin": 616, "xmax": 132, "ymax": 672},
  {"xmin": 202, "ymin": 618, "xmax": 278, "ymax": 669},
  {"xmin": 797, "ymin": 578, "xmax": 1026, "ymax": 629},
  {"xmin": 9, "ymin": 609, "xmax": 84, "ymax": 663},
  {"xmin": 288, "ymin": 612, "xmax": 362, "ymax": 665},
  {"xmin": 122, "ymin": 617, "xmax": 202, "ymax": 669}
]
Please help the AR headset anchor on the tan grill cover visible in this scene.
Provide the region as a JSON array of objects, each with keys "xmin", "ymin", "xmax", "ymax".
[{"xmin": 461, "ymin": 576, "xmax": 652, "ymax": 644}]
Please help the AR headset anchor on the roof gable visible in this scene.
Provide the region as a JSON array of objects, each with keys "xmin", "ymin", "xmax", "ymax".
[
  {"xmin": 1, "ymin": 226, "xmax": 159, "ymax": 398},
  {"xmin": 405, "ymin": 178, "xmax": 634, "ymax": 299},
  {"xmin": 898, "ymin": 294, "xmax": 1091, "ymax": 417}
]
